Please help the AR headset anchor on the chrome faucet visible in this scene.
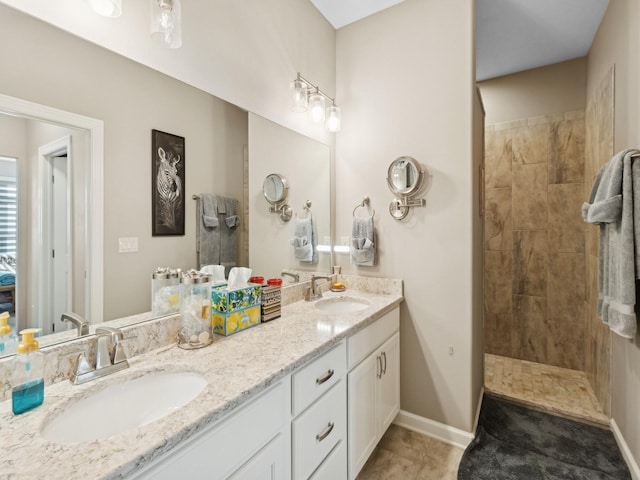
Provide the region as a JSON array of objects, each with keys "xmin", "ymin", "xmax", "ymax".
[
  {"xmin": 70, "ymin": 327, "xmax": 129, "ymax": 385},
  {"xmin": 61, "ymin": 312, "xmax": 90, "ymax": 336},
  {"xmin": 281, "ymin": 271, "xmax": 300, "ymax": 283},
  {"xmin": 305, "ymin": 274, "xmax": 335, "ymax": 301}
]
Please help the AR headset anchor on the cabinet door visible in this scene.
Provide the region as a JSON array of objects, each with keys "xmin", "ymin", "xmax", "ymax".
[
  {"xmin": 347, "ymin": 352, "xmax": 379, "ymax": 480},
  {"xmin": 229, "ymin": 434, "xmax": 285, "ymax": 480},
  {"xmin": 377, "ymin": 332, "xmax": 400, "ymax": 436}
]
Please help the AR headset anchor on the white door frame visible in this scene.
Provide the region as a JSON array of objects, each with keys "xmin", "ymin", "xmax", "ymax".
[
  {"xmin": 0, "ymin": 93, "xmax": 104, "ymax": 325},
  {"xmin": 38, "ymin": 136, "xmax": 72, "ymax": 334}
]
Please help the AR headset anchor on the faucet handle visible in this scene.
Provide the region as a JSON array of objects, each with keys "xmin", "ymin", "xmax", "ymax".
[{"xmin": 74, "ymin": 352, "xmax": 93, "ymax": 376}]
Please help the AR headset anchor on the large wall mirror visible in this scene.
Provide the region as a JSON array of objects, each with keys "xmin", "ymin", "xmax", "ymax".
[{"xmin": 0, "ymin": 5, "xmax": 332, "ymax": 357}]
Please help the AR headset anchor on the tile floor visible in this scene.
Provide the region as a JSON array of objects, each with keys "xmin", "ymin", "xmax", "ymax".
[
  {"xmin": 357, "ymin": 354, "xmax": 609, "ymax": 479},
  {"xmin": 484, "ymin": 353, "xmax": 608, "ymax": 425}
]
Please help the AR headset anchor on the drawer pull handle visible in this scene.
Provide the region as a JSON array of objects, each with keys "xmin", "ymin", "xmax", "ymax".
[
  {"xmin": 316, "ymin": 422, "xmax": 335, "ymax": 442},
  {"xmin": 382, "ymin": 351, "xmax": 387, "ymax": 375},
  {"xmin": 316, "ymin": 369, "xmax": 335, "ymax": 385},
  {"xmin": 377, "ymin": 355, "xmax": 382, "ymax": 379}
]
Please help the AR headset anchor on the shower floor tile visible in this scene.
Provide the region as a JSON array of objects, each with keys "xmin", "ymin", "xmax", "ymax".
[{"xmin": 484, "ymin": 353, "xmax": 608, "ymax": 426}]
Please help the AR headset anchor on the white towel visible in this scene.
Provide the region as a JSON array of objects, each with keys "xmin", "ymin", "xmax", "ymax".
[
  {"xmin": 351, "ymin": 215, "xmax": 376, "ymax": 266},
  {"xmin": 582, "ymin": 149, "xmax": 640, "ymax": 338}
]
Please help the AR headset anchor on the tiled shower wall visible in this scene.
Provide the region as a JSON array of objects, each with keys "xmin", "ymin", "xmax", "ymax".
[
  {"xmin": 584, "ymin": 68, "xmax": 614, "ymax": 415},
  {"xmin": 484, "ymin": 110, "xmax": 586, "ymax": 370}
]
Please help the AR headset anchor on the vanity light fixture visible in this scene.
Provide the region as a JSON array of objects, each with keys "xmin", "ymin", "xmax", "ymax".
[
  {"xmin": 289, "ymin": 73, "xmax": 341, "ymax": 132},
  {"xmin": 90, "ymin": 0, "xmax": 122, "ymax": 17},
  {"xmin": 151, "ymin": 0, "xmax": 182, "ymax": 49}
]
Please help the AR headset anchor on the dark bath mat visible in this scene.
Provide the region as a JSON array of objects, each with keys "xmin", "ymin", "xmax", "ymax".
[{"xmin": 457, "ymin": 395, "xmax": 631, "ymax": 480}]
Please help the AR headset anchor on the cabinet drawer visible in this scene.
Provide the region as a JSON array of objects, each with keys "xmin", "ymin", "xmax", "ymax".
[
  {"xmin": 292, "ymin": 380, "xmax": 346, "ymax": 480},
  {"xmin": 309, "ymin": 440, "xmax": 347, "ymax": 480},
  {"xmin": 347, "ymin": 307, "xmax": 399, "ymax": 370},
  {"xmin": 292, "ymin": 341, "xmax": 346, "ymax": 416}
]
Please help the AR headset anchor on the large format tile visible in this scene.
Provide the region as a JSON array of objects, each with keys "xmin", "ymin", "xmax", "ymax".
[
  {"xmin": 485, "ymin": 129, "xmax": 513, "ymax": 189},
  {"xmin": 547, "ymin": 320, "xmax": 584, "ymax": 370},
  {"xmin": 548, "ymin": 253, "xmax": 585, "ymax": 323},
  {"xmin": 548, "ymin": 183, "xmax": 585, "ymax": 253},
  {"xmin": 513, "ymin": 230, "xmax": 547, "ymax": 296},
  {"xmin": 512, "ymin": 163, "xmax": 548, "ymax": 230},
  {"xmin": 549, "ymin": 118, "xmax": 585, "ymax": 184},
  {"xmin": 357, "ymin": 445, "xmax": 420, "ymax": 480},
  {"xmin": 514, "ymin": 294, "xmax": 547, "ymax": 363},
  {"xmin": 484, "ymin": 187, "xmax": 512, "ymax": 251},
  {"xmin": 512, "ymin": 124, "xmax": 550, "ymax": 165},
  {"xmin": 484, "ymin": 250, "xmax": 512, "ymax": 315}
]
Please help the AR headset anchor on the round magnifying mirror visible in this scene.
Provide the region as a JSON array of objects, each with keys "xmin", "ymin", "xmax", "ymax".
[
  {"xmin": 387, "ymin": 156, "xmax": 423, "ymax": 196},
  {"xmin": 263, "ymin": 173, "xmax": 288, "ymax": 205}
]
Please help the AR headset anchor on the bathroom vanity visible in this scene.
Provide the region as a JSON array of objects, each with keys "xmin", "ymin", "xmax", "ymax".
[{"xmin": 0, "ymin": 280, "xmax": 402, "ymax": 480}]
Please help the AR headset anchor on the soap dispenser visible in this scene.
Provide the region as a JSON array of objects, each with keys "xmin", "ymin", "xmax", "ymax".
[
  {"xmin": 0, "ymin": 311, "xmax": 17, "ymax": 355},
  {"xmin": 12, "ymin": 328, "xmax": 44, "ymax": 415}
]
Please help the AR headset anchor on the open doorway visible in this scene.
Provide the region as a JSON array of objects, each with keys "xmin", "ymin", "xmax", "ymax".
[{"xmin": 38, "ymin": 136, "xmax": 72, "ymax": 334}]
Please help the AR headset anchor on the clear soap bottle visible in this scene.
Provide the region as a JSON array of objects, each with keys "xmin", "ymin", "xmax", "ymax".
[
  {"xmin": 0, "ymin": 311, "xmax": 17, "ymax": 355},
  {"xmin": 12, "ymin": 328, "xmax": 44, "ymax": 415}
]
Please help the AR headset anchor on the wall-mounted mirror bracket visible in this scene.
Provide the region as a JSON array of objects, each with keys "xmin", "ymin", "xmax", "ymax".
[
  {"xmin": 263, "ymin": 173, "xmax": 293, "ymax": 222},
  {"xmin": 386, "ymin": 156, "xmax": 426, "ymax": 220}
]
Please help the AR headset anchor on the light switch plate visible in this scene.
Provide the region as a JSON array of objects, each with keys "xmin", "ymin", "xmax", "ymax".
[{"xmin": 118, "ymin": 237, "xmax": 139, "ymax": 253}]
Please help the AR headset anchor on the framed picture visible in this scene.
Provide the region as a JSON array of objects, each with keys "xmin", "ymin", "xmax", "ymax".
[{"xmin": 152, "ymin": 129, "xmax": 185, "ymax": 236}]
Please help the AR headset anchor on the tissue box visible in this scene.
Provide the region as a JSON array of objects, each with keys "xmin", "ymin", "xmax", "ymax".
[{"xmin": 211, "ymin": 284, "xmax": 262, "ymax": 336}]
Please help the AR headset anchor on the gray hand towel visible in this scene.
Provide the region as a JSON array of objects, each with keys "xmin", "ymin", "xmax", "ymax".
[
  {"xmin": 201, "ymin": 193, "xmax": 219, "ymax": 228},
  {"xmin": 197, "ymin": 194, "xmax": 220, "ymax": 267},
  {"xmin": 350, "ymin": 215, "xmax": 376, "ymax": 266},
  {"xmin": 290, "ymin": 215, "xmax": 317, "ymax": 263},
  {"xmin": 582, "ymin": 148, "xmax": 640, "ymax": 338}
]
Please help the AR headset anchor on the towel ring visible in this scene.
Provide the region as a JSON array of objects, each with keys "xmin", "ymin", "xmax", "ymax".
[
  {"xmin": 298, "ymin": 200, "xmax": 312, "ymax": 219},
  {"xmin": 353, "ymin": 196, "xmax": 375, "ymax": 218}
]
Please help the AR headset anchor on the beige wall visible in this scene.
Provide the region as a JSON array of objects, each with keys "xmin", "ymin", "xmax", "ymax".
[
  {"xmin": 587, "ymin": 0, "xmax": 640, "ymax": 469},
  {"xmin": 0, "ymin": 6, "xmax": 248, "ymax": 320},
  {"xmin": 248, "ymin": 113, "xmax": 332, "ymax": 279},
  {"xmin": 336, "ymin": 0, "xmax": 479, "ymax": 432},
  {"xmin": 0, "ymin": 0, "xmax": 336, "ymax": 146},
  {"xmin": 479, "ymin": 58, "xmax": 587, "ymax": 125}
]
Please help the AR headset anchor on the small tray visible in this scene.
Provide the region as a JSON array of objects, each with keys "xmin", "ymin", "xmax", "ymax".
[{"xmin": 330, "ymin": 286, "xmax": 346, "ymax": 292}]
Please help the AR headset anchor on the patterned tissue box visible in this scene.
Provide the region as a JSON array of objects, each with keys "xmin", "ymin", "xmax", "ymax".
[{"xmin": 211, "ymin": 283, "xmax": 262, "ymax": 336}]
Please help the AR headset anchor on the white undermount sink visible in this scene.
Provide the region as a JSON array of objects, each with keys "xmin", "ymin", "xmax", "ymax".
[
  {"xmin": 314, "ymin": 297, "xmax": 370, "ymax": 314},
  {"xmin": 41, "ymin": 371, "xmax": 207, "ymax": 444}
]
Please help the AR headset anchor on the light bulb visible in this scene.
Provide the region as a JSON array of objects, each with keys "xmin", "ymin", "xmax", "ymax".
[
  {"xmin": 326, "ymin": 105, "xmax": 341, "ymax": 132},
  {"xmin": 91, "ymin": 0, "xmax": 122, "ymax": 17},
  {"xmin": 309, "ymin": 92, "xmax": 325, "ymax": 123},
  {"xmin": 289, "ymin": 79, "xmax": 308, "ymax": 112}
]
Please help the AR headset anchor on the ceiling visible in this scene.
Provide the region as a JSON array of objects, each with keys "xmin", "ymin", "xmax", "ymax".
[{"xmin": 309, "ymin": 0, "xmax": 609, "ymax": 81}]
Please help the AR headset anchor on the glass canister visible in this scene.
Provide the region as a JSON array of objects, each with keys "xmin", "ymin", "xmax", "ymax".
[
  {"xmin": 151, "ymin": 267, "xmax": 181, "ymax": 316},
  {"xmin": 178, "ymin": 271, "xmax": 213, "ymax": 349}
]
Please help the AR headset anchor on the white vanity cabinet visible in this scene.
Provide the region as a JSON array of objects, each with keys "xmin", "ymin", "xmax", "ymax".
[
  {"xmin": 347, "ymin": 308, "xmax": 400, "ymax": 480},
  {"xmin": 291, "ymin": 341, "xmax": 347, "ymax": 480},
  {"xmin": 132, "ymin": 381, "xmax": 290, "ymax": 480}
]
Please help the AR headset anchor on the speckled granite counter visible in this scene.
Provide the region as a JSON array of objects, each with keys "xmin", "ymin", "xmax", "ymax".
[{"xmin": 0, "ymin": 286, "xmax": 402, "ymax": 480}]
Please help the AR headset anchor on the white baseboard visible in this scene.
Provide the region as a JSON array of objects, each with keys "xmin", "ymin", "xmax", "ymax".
[
  {"xmin": 393, "ymin": 409, "xmax": 475, "ymax": 449},
  {"xmin": 611, "ymin": 418, "xmax": 640, "ymax": 480}
]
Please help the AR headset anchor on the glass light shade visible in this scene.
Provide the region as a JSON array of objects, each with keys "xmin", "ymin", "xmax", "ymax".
[
  {"xmin": 326, "ymin": 105, "xmax": 341, "ymax": 132},
  {"xmin": 289, "ymin": 79, "xmax": 308, "ymax": 112},
  {"xmin": 308, "ymin": 92, "xmax": 325, "ymax": 123},
  {"xmin": 151, "ymin": 0, "xmax": 182, "ymax": 49},
  {"xmin": 91, "ymin": 0, "xmax": 122, "ymax": 17}
]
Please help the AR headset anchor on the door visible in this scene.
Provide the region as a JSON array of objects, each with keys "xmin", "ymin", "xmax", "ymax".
[
  {"xmin": 347, "ymin": 352, "xmax": 378, "ymax": 480},
  {"xmin": 51, "ymin": 154, "xmax": 70, "ymax": 331},
  {"xmin": 377, "ymin": 333, "xmax": 400, "ymax": 435},
  {"xmin": 228, "ymin": 434, "xmax": 285, "ymax": 480}
]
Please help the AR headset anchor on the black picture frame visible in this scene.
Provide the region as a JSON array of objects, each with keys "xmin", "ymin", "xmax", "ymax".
[{"xmin": 151, "ymin": 129, "xmax": 185, "ymax": 236}]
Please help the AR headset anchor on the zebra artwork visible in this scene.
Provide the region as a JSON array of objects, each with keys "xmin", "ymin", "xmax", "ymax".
[{"xmin": 152, "ymin": 130, "xmax": 185, "ymax": 235}]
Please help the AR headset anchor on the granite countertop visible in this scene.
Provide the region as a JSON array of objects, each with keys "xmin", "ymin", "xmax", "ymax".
[{"xmin": 0, "ymin": 289, "xmax": 403, "ymax": 480}]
